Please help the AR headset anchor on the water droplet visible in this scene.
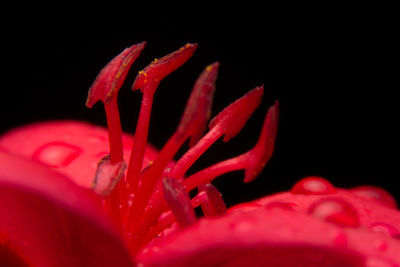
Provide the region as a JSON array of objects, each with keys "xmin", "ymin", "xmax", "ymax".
[
  {"xmin": 308, "ymin": 198, "xmax": 360, "ymax": 227},
  {"xmin": 32, "ymin": 141, "xmax": 82, "ymax": 168},
  {"xmin": 291, "ymin": 176, "xmax": 336, "ymax": 195},
  {"xmin": 369, "ymin": 222, "xmax": 399, "ymax": 238},
  {"xmin": 350, "ymin": 186, "xmax": 397, "ymax": 209}
]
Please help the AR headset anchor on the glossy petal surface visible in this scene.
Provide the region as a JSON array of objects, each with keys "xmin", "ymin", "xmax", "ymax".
[
  {"xmin": 0, "ymin": 151, "xmax": 134, "ymax": 267},
  {"xmin": 139, "ymin": 184, "xmax": 400, "ymax": 266},
  {"xmin": 0, "ymin": 121, "xmax": 159, "ymax": 188}
]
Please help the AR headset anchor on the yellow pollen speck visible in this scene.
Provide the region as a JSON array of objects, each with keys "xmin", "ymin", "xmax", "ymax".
[
  {"xmin": 206, "ymin": 65, "xmax": 212, "ymax": 72},
  {"xmin": 139, "ymin": 70, "xmax": 144, "ymax": 75},
  {"xmin": 153, "ymin": 58, "xmax": 158, "ymax": 63}
]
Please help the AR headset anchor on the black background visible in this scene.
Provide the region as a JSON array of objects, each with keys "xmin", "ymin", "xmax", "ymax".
[{"xmin": 1, "ymin": 7, "xmax": 397, "ymax": 206}]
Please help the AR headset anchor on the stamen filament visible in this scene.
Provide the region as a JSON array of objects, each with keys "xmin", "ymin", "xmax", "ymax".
[
  {"xmin": 125, "ymin": 62, "xmax": 218, "ymax": 234},
  {"xmin": 133, "ymin": 101, "xmax": 279, "ymax": 241},
  {"xmin": 104, "ymin": 97, "xmax": 126, "ymax": 229},
  {"xmin": 168, "ymin": 124, "xmax": 223, "ymax": 179},
  {"xmin": 104, "ymin": 97, "xmax": 124, "ymax": 163},
  {"xmin": 86, "ymin": 42, "xmax": 146, "ymax": 229},
  {"xmin": 183, "ymin": 155, "xmax": 248, "ymax": 192},
  {"xmin": 125, "ymin": 89, "xmax": 155, "ymax": 194},
  {"xmin": 125, "ymin": 43, "xmax": 198, "ymax": 195},
  {"xmin": 198, "ymin": 183, "xmax": 227, "ymax": 217},
  {"xmin": 162, "ymin": 177, "xmax": 196, "ymax": 228},
  {"xmin": 124, "ymin": 131, "xmax": 188, "ymax": 232},
  {"xmin": 141, "ymin": 191, "xmax": 207, "ymax": 248}
]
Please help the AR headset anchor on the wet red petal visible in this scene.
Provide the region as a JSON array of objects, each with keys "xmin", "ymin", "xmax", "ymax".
[
  {"xmin": 209, "ymin": 85, "xmax": 264, "ymax": 141},
  {"xmin": 0, "ymin": 151, "xmax": 134, "ymax": 267},
  {"xmin": 139, "ymin": 180, "xmax": 400, "ymax": 266},
  {"xmin": 0, "ymin": 121, "xmax": 159, "ymax": 188},
  {"xmin": 137, "ymin": 208, "xmax": 369, "ymax": 267},
  {"xmin": 86, "ymin": 42, "xmax": 146, "ymax": 107}
]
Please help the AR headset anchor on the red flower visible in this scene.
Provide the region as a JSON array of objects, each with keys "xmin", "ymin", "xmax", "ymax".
[{"xmin": 1, "ymin": 42, "xmax": 399, "ymax": 267}]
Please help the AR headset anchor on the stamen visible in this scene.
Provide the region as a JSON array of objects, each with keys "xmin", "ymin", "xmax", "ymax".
[
  {"xmin": 86, "ymin": 42, "xmax": 146, "ymax": 226},
  {"xmin": 91, "ymin": 155, "xmax": 127, "ymax": 196},
  {"xmin": 124, "ymin": 62, "xmax": 218, "ymax": 234},
  {"xmin": 162, "ymin": 177, "xmax": 196, "ymax": 228},
  {"xmin": 169, "ymin": 86, "xmax": 265, "ymax": 179},
  {"xmin": 141, "ymin": 188, "xmax": 209, "ymax": 247},
  {"xmin": 129, "ymin": 87, "xmax": 267, "ymax": 244},
  {"xmin": 198, "ymin": 183, "xmax": 227, "ymax": 217},
  {"xmin": 183, "ymin": 101, "xmax": 279, "ymax": 191},
  {"xmin": 125, "ymin": 43, "xmax": 198, "ymax": 195}
]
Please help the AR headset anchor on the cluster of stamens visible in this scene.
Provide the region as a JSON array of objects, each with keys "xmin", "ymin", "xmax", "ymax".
[{"xmin": 86, "ymin": 42, "xmax": 279, "ymax": 253}]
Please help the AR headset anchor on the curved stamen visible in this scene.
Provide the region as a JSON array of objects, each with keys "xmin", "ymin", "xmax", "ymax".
[
  {"xmin": 125, "ymin": 43, "xmax": 198, "ymax": 195},
  {"xmin": 183, "ymin": 101, "xmax": 279, "ymax": 191},
  {"xmin": 86, "ymin": 42, "xmax": 146, "ymax": 227},
  {"xmin": 169, "ymin": 86, "xmax": 265, "ymax": 179},
  {"xmin": 125, "ymin": 62, "xmax": 218, "ymax": 234}
]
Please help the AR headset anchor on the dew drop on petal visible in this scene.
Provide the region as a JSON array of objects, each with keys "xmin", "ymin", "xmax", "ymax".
[
  {"xmin": 32, "ymin": 141, "xmax": 82, "ymax": 168},
  {"xmin": 291, "ymin": 176, "xmax": 337, "ymax": 195},
  {"xmin": 369, "ymin": 222, "xmax": 400, "ymax": 238},
  {"xmin": 308, "ymin": 198, "xmax": 360, "ymax": 228}
]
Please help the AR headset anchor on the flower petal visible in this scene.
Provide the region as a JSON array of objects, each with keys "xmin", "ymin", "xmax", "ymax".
[
  {"xmin": 138, "ymin": 181, "xmax": 400, "ymax": 266},
  {"xmin": 0, "ymin": 121, "xmax": 159, "ymax": 188},
  {"xmin": 0, "ymin": 151, "xmax": 134, "ymax": 267}
]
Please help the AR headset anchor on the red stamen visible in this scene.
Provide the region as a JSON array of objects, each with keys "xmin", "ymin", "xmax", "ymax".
[
  {"xmin": 169, "ymin": 86, "xmax": 265, "ymax": 179},
  {"xmin": 86, "ymin": 42, "xmax": 146, "ymax": 110},
  {"xmin": 125, "ymin": 43, "xmax": 198, "ymax": 194},
  {"xmin": 86, "ymin": 42, "xmax": 146, "ymax": 227},
  {"xmin": 178, "ymin": 62, "xmax": 219, "ymax": 147},
  {"xmin": 130, "ymin": 88, "xmax": 268, "ymax": 245},
  {"xmin": 198, "ymin": 183, "xmax": 227, "ymax": 217},
  {"xmin": 183, "ymin": 101, "xmax": 279, "ymax": 191},
  {"xmin": 124, "ymin": 62, "xmax": 218, "ymax": 234},
  {"xmin": 141, "ymin": 189, "xmax": 209, "ymax": 247},
  {"xmin": 91, "ymin": 155, "xmax": 127, "ymax": 196},
  {"xmin": 162, "ymin": 177, "xmax": 196, "ymax": 228}
]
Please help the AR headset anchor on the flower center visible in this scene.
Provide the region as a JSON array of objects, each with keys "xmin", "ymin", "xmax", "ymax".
[{"xmin": 86, "ymin": 42, "xmax": 279, "ymax": 253}]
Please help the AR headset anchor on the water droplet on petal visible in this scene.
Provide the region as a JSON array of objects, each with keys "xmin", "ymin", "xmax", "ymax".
[
  {"xmin": 32, "ymin": 141, "xmax": 82, "ymax": 168},
  {"xmin": 369, "ymin": 222, "xmax": 400, "ymax": 238},
  {"xmin": 308, "ymin": 198, "xmax": 360, "ymax": 228},
  {"xmin": 350, "ymin": 186, "xmax": 397, "ymax": 209},
  {"xmin": 291, "ymin": 176, "xmax": 336, "ymax": 195}
]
